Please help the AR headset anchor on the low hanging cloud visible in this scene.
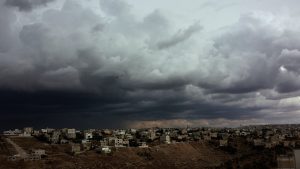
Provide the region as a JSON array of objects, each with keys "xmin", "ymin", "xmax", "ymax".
[
  {"xmin": 5, "ymin": 0, "xmax": 55, "ymax": 11},
  {"xmin": 128, "ymin": 118, "xmax": 268, "ymax": 128},
  {"xmin": 1, "ymin": 0, "xmax": 300, "ymax": 129}
]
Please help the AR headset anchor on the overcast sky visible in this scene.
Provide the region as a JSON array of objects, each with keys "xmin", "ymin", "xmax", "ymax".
[{"xmin": 1, "ymin": 0, "xmax": 300, "ymax": 129}]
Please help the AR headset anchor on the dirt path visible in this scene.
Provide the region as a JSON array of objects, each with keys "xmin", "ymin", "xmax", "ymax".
[{"xmin": 5, "ymin": 137, "xmax": 28, "ymax": 158}]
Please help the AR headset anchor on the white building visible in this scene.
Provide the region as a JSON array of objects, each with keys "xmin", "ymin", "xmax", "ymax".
[
  {"xmin": 115, "ymin": 130, "xmax": 126, "ymax": 136},
  {"xmin": 49, "ymin": 131, "xmax": 60, "ymax": 143},
  {"xmin": 67, "ymin": 129, "xmax": 76, "ymax": 139},
  {"xmin": 122, "ymin": 139, "xmax": 130, "ymax": 147},
  {"xmin": 32, "ymin": 149, "xmax": 46, "ymax": 156},
  {"xmin": 3, "ymin": 129, "xmax": 22, "ymax": 136},
  {"xmin": 24, "ymin": 127, "xmax": 33, "ymax": 134},
  {"xmin": 114, "ymin": 138, "xmax": 124, "ymax": 147},
  {"xmin": 130, "ymin": 129, "xmax": 137, "ymax": 134},
  {"xmin": 149, "ymin": 130, "xmax": 156, "ymax": 140},
  {"xmin": 21, "ymin": 127, "xmax": 33, "ymax": 137},
  {"xmin": 84, "ymin": 132, "xmax": 93, "ymax": 140},
  {"xmin": 101, "ymin": 147, "xmax": 111, "ymax": 154},
  {"xmin": 138, "ymin": 142, "xmax": 148, "ymax": 148},
  {"xmin": 160, "ymin": 134, "xmax": 171, "ymax": 144},
  {"xmin": 210, "ymin": 132, "xmax": 218, "ymax": 139}
]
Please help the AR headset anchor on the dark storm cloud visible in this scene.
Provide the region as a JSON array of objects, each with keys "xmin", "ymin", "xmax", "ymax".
[
  {"xmin": 5, "ymin": 0, "xmax": 55, "ymax": 11},
  {"xmin": 1, "ymin": 0, "xmax": 300, "ymax": 129},
  {"xmin": 0, "ymin": 89, "xmax": 130, "ymax": 129},
  {"xmin": 194, "ymin": 13, "xmax": 300, "ymax": 94},
  {"xmin": 0, "ymin": 2, "xmax": 16, "ymax": 52},
  {"xmin": 0, "ymin": 88, "xmax": 263, "ymax": 130}
]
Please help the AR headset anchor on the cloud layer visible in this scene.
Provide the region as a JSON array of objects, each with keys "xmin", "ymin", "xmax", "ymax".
[
  {"xmin": 1, "ymin": 0, "xmax": 300, "ymax": 129},
  {"xmin": 5, "ymin": 0, "xmax": 55, "ymax": 11}
]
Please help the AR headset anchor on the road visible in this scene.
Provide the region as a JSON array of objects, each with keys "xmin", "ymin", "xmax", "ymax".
[{"xmin": 5, "ymin": 137, "xmax": 28, "ymax": 158}]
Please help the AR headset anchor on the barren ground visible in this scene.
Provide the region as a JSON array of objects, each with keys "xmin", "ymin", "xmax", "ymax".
[{"xmin": 0, "ymin": 136, "xmax": 274, "ymax": 169}]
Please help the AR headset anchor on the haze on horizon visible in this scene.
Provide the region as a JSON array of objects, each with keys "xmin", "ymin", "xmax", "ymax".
[{"xmin": 1, "ymin": 0, "xmax": 300, "ymax": 130}]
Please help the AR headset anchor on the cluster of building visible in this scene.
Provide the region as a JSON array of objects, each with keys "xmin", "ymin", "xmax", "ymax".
[
  {"xmin": 237, "ymin": 125, "xmax": 300, "ymax": 149},
  {"xmin": 5, "ymin": 125, "xmax": 300, "ymax": 150},
  {"xmin": 7, "ymin": 149, "xmax": 46, "ymax": 161},
  {"xmin": 4, "ymin": 124, "xmax": 300, "ymax": 167},
  {"xmin": 3, "ymin": 126, "xmax": 231, "ymax": 155}
]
